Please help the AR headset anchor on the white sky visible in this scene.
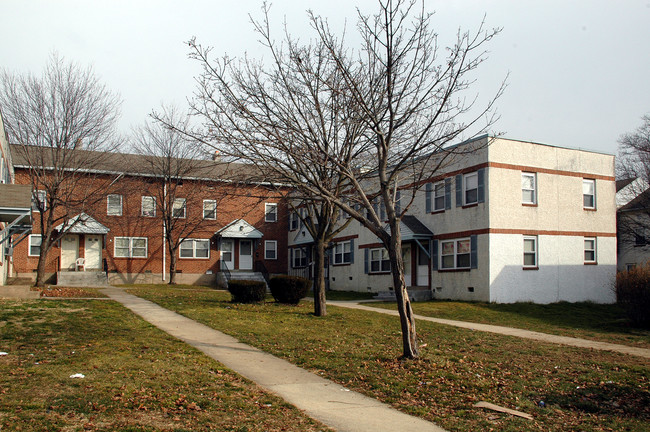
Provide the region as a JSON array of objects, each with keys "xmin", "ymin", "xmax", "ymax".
[{"xmin": 1, "ymin": 0, "xmax": 649, "ymax": 155}]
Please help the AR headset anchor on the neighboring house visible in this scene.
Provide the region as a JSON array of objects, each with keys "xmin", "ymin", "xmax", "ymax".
[
  {"xmin": 0, "ymin": 111, "xmax": 32, "ymax": 286},
  {"xmin": 616, "ymin": 177, "xmax": 650, "ymax": 271},
  {"xmin": 288, "ymin": 136, "xmax": 617, "ymax": 304},
  {"xmin": 9, "ymin": 145, "xmax": 288, "ymax": 285}
]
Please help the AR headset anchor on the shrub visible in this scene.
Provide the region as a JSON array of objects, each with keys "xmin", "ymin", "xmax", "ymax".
[
  {"xmin": 616, "ymin": 264, "xmax": 650, "ymax": 328},
  {"xmin": 269, "ymin": 275, "xmax": 310, "ymax": 305},
  {"xmin": 228, "ymin": 279, "xmax": 267, "ymax": 303}
]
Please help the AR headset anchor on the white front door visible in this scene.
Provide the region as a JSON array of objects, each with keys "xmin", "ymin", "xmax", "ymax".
[
  {"xmin": 239, "ymin": 240, "xmax": 253, "ymax": 270},
  {"xmin": 61, "ymin": 234, "xmax": 79, "ymax": 271},
  {"xmin": 84, "ymin": 235, "xmax": 102, "ymax": 270},
  {"xmin": 402, "ymin": 246, "xmax": 412, "ymax": 286},
  {"xmin": 220, "ymin": 239, "xmax": 234, "ymax": 270},
  {"xmin": 416, "ymin": 242, "xmax": 430, "ymax": 287}
]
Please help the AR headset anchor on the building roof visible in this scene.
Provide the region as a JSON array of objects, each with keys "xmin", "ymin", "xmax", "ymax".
[
  {"xmin": 617, "ymin": 178, "xmax": 636, "ymax": 192},
  {"xmin": 400, "ymin": 215, "xmax": 434, "ymax": 240},
  {"xmin": 54, "ymin": 212, "xmax": 110, "ymax": 234},
  {"xmin": 0, "ymin": 184, "xmax": 32, "ymax": 211},
  {"xmin": 215, "ymin": 219, "xmax": 263, "ymax": 239}
]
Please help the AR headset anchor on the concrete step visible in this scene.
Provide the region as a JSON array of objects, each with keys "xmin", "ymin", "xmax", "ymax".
[
  {"xmin": 0, "ymin": 285, "xmax": 40, "ymax": 299},
  {"xmin": 57, "ymin": 271, "xmax": 110, "ymax": 287},
  {"xmin": 6, "ymin": 277, "xmax": 34, "ymax": 286}
]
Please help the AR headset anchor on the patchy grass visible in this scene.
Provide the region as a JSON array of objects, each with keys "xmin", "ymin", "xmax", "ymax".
[
  {"xmin": 367, "ymin": 300, "xmax": 650, "ymax": 349},
  {"xmin": 129, "ymin": 286, "xmax": 650, "ymax": 432},
  {"xmin": 39, "ymin": 286, "xmax": 109, "ymax": 298},
  {"xmin": 0, "ymin": 298, "xmax": 330, "ymax": 431}
]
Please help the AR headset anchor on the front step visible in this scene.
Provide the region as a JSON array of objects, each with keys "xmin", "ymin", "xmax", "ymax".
[
  {"xmin": 374, "ymin": 288, "xmax": 433, "ymax": 302},
  {"xmin": 57, "ymin": 271, "xmax": 110, "ymax": 287},
  {"xmin": 0, "ymin": 285, "xmax": 40, "ymax": 299}
]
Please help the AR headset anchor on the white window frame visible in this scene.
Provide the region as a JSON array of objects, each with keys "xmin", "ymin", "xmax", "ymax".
[
  {"xmin": 203, "ymin": 199, "xmax": 217, "ymax": 220},
  {"xmin": 440, "ymin": 238, "xmax": 471, "ymax": 270},
  {"xmin": 172, "ymin": 198, "xmax": 186, "ymax": 219},
  {"xmin": 292, "ymin": 247, "xmax": 307, "ymax": 268},
  {"xmin": 333, "ymin": 240, "xmax": 352, "ymax": 265},
  {"xmin": 433, "ymin": 181, "xmax": 445, "ymax": 211},
  {"xmin": 522, "ymin": 172, "xmax": 537, "ymax": 205},
  {"xmin": 523, "ymin": 236, "xmax": 538, "ymax": 268},
  {"xmin": 141, "ymin": 196, "xmax": 156, "ymax": 217},
  {"xmin": 264, "ymin": 240, "xmax": 277, "ymax": 260},
  {"xmin": 28, "ymin": 234, "xmax": 42, "ymax": 257},
  {"xmin": 583, "ymin": 179, "xmax": 596, "ymax": 209},
  {"xmin": 369, "ymin": 248, "xmax": 391, "ymax": 273},
  {"xmin": 584, "ymin": 237, "xmax": 597, "ymax": 263},
  {"xmin": 265, "ymin": 203, "xmax": 278, "ymax": 222},
  {"xmin": 289, "ymin": 211, "xmax": 299, "ymax": 230},
  {"xmin": 107, "ymin": 194, "xmax": 123, "ymax": 216},
  {"xmin": 179, "ymin": 238, "xmax": 210, "ymax": 259},
  {"xmin": 464, "ymin": 172, "xmax": 478, "ymax": 205},
  {"xmin": 32, "ymin": 190, "xmax": 46, "ymax": 212},
  {"xmin": 114, "ymin": 237, "xmax": 148, "ymax": 258}
]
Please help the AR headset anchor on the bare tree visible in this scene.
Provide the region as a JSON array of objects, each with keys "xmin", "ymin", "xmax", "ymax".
[
  {"xmin": 189, "ymin": 0, "xmax": 503, "ymax": 358},
  {"xmin": 0, "ymin": 54, "xmax": 121, "ymax": 286}
]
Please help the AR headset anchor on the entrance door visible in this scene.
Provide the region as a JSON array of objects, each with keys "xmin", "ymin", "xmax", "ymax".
[
  {"xmin": 61, "ymin": 234, "xmax": 79, "ymax": 271},
  {"xmin": 220, "ymin": 239, "xmax": 234, "ymax": 270},
  {"xmin": 402, "ymin": 246, "xmax": 412, "ymax": 286},
  {"xmin": 416, "ymin": 241, "xmax": 430, "ymax": 286},
  {"xmin": 84, "ymin": 235, "xmax": 102, "ymax": 270},
  {"xmin": 239, "ymin": 240, "xmax": 253, "ymax": 270}
]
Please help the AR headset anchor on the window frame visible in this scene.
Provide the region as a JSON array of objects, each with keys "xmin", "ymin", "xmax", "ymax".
[
  {"xmin": 369, "ymin": 248, "xmax": 391, "ymax": 273},
  {"xmin": 107, "ymin": 194, "xmax": 123, "ymax": 216},
  {"xmin": 114, "ymin": 236, "xmax": 148, "ymax": 258},
  {"xmin": 333, "ymin": 240, "xmax": 352, "ymax": 265},
  {"xmin": 265, "ymin": 203, "xmax": 278, "ymax": 222},
  {"xmin": 463, "ymin": 172, "xmax": 479, "ymax": 205},
  {"xmin": 141, "ymin": 196, "xmax": 156, "ymax": 217},
  {"xmin": 583, "ymin": 179, "xmax": 596, "ymax": 209},
  {"xmin": 433, "ymin": 181, "xmax": 445, "ymax": 211},
  {"xmin": 32, "ymin": 190, "xmax": 46, "ymax": 212},
  {"xmin": 292, "ymin": 247, "xmax": 307, "ymax": 268},
  {"xmin": 521, "ymin": 172, "xmax": 537, "ymax": 205},
  {"xmin": 179, "ymin": 238, "xmax": 210, "ymax": 259},
  {"xmin": 289, "ymin": 211, "xmax": 299, "ymax": 231},
  {"xmin": 203, "ymin": 199, "xmax": 217, "ymax": 220},
  {"xmin": 584, "ymin": 237, "xmax": 597, "ymax": 264},
  {"xmin": 264, "ymin": 240, "xmax": 278, "ymax": 260},
  {"xmin": 440, "ymin": 238, "xmax": 471, "ymax": 270},
  {"xmin": 172, "ymin": 198, "xmax": 186, "ymax": 219},
  {"xmin": 523, "ymin": 236, "xmax": 538, "ymax": 268},
  {"xmin": 28, "ymin": 234, "xmax": 42, "ymax": 257}
]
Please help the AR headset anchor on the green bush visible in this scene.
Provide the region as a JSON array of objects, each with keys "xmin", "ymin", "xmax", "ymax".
[
  {"xmin": 616, "ymin": 264, "xmax": 650, "ymax": 328},
  {"xmin": 228, "ymin": 279, "xmax": 267, "ymax": 303},
  {"xmin": 269, "ymin": 275, "xmax": 310, "ymax": 305}
]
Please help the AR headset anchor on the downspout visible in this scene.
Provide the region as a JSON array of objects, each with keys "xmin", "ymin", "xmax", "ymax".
[{"xmin": 162, "ymin": 183, "xmax": 166, "ymax": 282}]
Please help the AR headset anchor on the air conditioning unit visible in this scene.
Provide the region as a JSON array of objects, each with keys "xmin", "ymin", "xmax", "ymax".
[{"xmin": 5, "ymin": 247, "xmax": 13, "ymax": 257}]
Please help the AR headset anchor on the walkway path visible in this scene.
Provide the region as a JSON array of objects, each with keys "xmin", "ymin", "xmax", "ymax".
[
  {"xmin": 331, "ymin": 301, "xmax": 650, "ymax": 359},
  {"xmin": 100, "ymin": 287, "xmax": 446, "ymax": 432}
]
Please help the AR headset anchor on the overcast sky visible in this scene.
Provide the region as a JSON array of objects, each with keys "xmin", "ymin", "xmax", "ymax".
[{"xmin": 1, "ymin": 0, "xmax": 649, "ymax": 155}]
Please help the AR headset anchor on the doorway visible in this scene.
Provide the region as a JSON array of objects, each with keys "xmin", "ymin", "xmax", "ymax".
[{"xmin": 61, "ymin": 234, "xmax": 79, "ymax": 271}]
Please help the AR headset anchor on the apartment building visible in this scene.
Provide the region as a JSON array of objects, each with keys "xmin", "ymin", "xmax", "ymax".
[{"xmin": 289, "ymin": 136, "xmax": 617, "ymax": 304}]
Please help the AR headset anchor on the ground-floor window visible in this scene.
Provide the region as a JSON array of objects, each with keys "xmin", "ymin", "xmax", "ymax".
[
  {"xmin": 523, "ymin": 236, "xmax": 537, "ymax": 268},
  {"xmin": 440, "ymin": 238, "xmax": 470, "ymax": 269},
  {"xmin": 370, "ymin": 248, "xmax": 391, "ymax": 273},
  {"xmin": 584, "ymin": 237, "xmax": 596, "ymax": 263},
  {"xmin": 265, "ymin": 240, "xmax": 277, "ymax": 260},
  {"xmin": 115, "ymin": 237, "xmax": 148, "ymax": 258},
  {"xmin": 180, "ymin": 239, "xmax": 210, "ymax": 259},
  {"xmin": 292, "ymin": 247, "xmax": 307, "ymax": 268},
  {"xmin": 333, "ymin": 240, "xmax": 352, "ymax": 264}
]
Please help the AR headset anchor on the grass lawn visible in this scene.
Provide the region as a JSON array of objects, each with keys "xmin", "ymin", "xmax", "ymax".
[
  {"xmin": 0, "ymin": 298, "xmax": 330, "ymax": 432},
  {"xmin": 366, "ymin": 300, "xmax": 650, "ymax": 349},
  {"xmin": 129, "ymin": 286, "xmax": 650, "ymax": 432}
]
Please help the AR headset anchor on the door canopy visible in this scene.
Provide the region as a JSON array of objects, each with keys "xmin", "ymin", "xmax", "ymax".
[
  {"xmin": 55, "ymin": 213, "xmax": 110, "ymax": 234},
  {"xmin": 215, "ymin": 219, "xmax": 263, "ymax": 239}
]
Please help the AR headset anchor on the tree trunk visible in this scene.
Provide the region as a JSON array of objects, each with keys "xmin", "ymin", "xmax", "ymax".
[
  {"xmin": 168, "ymin": 243, "xmax": 177, "ymax": 285},
  {"xmin": 312, "ymin": 240, "xmax": 327, "ymax": 317},
  {"xmin": 35, "ymin": 227, "xmax": 53, "ymax": 288},
  {"xmin": 387, "ymin": 226, "xmax": 419, "ymax": 359}
]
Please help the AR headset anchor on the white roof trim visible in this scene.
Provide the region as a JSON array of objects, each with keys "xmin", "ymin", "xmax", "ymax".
[
  {"xmin": 54, "ymin": 212, "xmax": 110, "ymax": 234},
  {"xmin": 215, "ymin": 219, "xmax": 263, "ymax": 239}
]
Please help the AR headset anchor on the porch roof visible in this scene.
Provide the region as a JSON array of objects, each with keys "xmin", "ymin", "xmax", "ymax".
[
  {"xmin": 215, "ymin": 219, "xmax": 263, "ymax": 239},
  {"xmin": 54, "ymin": 212, "xmax": 110, "ymax": 234},
  {"xmin": 0, "ymin": 184, "xmax": 32, "ymax": 223},
  {"xmin": 399, "ymin": 215, "xmax": 433, "ymax": 241}
]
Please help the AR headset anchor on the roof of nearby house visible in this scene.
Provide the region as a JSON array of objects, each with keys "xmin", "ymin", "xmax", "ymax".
[
  {"xmin": 9, "ymin": 144, "xmax": 277, "ymax": 185},
  {"xmin": 401, "ymin": 215, "xmax": 434, "ymax": 238},
  {"xmin": 617, "ymin": 178, "xmax": 636, "ymax": 192},
  {"xmin": 54, "ymin": 212, "xmax": 110, "ymax": 234},
  {"xmin": 619, "ymin": 189, "xmax": 650, "ymax": 212}
]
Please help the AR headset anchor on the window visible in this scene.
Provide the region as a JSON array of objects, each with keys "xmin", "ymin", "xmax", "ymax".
[
  {"xmin": 221, "ymin": 240, "xmax": 233, "ymax": 263},
  {"xmin": 371, "ymin": 198, "xmax": 386, "ymax": 220},
  {"xmin": 32, "ymin": 190, "xmax": 46, "ymax": 212},
  {"xmin": 107, "ymin": 194, "xmax": 122, "ymax": 216},
  {"xmin": 584, "ymin": 237, "xmax": 596, "ymax": 263},
  {"xmin": 626, "ymin": 263, "xmax": 637, "ymax": 272},
  {"xmin": 333, "ymin": 241, "xmax": 352, "ymax": 265},
  {"xmin": 370, "ymin": 248, "xmax": 391, "ymax": 273},
  {"xmin": 583, "ymin": 179, "xmax": 595, "ymax": 209},
  {"xmin": 203, "ymin": 200, "xmax": 217, "ymax": 220},
  {"xmin": 28, "ymin": 234, "xmax": 41, "ymax": 257},
  {"xmin": 289, "ymin": 211, "xmax": 299, "ymax": 230},
  {"xmin": 522, "ymin": 172, "xmax": 536, "ymax": 204},
  {"xmin": 433, "ymin": 181, "xmax": 445, "ymax": 211},
  {"xmin": 265, "ymin": 203, "xmax": 278, "ymax": 222},
  {"xmin": 114, "ymin": 237, "xmax": 147, "ymax": 258},
  {"xmin": 440, "ymin": 238, "xmax": 470, "ymax": 269},
  {"xmin": 180, "ymin": 239, "xmax": 210, "ymax": 259},
  {"xmin": 464, "ymin": 172, "xmax": 478, "ymax": 205},
  {"xmin": 523, "ymin": 236, "xmax": 537, "ymax": 268},
  {"xmin": 292, "ymin": 248, "xmax": 307, "ymax": 268},
  {"xmin": 141, "ymin": 196, "xmax": 156, "ymax": 217},
  {"xmin": 265, "ymin": 240, "xmax": 277, "ymax": 260},
  {"xmin": 172, "ymin": 198, "xmax": 186, "ymax": 218}
]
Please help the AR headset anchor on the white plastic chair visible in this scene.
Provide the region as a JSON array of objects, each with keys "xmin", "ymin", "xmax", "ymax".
[{"xmin": 75, "ymin": 258, "xmax": 85, "ymax": 272}]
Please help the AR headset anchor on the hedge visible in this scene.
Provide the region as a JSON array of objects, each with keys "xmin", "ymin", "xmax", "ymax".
[
  {"xmin": 228, "ymin": 279, "xmax": 267, "ymax": 303},
  {"xmin": 269, "ymin": 275, "xmax": 310, "ymax": 305}
]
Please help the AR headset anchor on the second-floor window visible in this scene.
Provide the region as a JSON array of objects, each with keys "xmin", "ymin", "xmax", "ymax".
[
  {"xmin": 265, "ymin": 203, "xmax": 278, "ymax": 222},
  {"xmin": 583, "ymin": 179, "xmax": 596, "ymax": 209},
  {"xmin": 464, "ymin": 172, "xmax": 478, "ymax": 205},
  {"xmin": 107, "ymin": 194, "xmax": 122, "ymax": 216},
  {"xmin": 433, "ymin": 181, "xmax": 445, "ymax": 211},
  {"xmin": 141, "ymin": 196, "xmax": 156, "ymax": 217},
  {"xmin": 173, "ymin": 198, "xmax": 186, "ymax": 218},
  {"xmin": 522, "ymin": 172, "xmax": 536, "ymax": 204},
  {"xmin": 32, "ymin": 190, "xmax": 46, "ymax": 212},
  {"xmin": 289, "ymin": 211, "xmax": 299, "ymax": 230},
  {"xmin": 203, "ymin": 200, "xmax": 217, "ymax": 220}
]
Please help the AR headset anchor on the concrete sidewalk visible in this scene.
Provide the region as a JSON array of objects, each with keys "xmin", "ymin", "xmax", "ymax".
[
  {"xmin": 331, "ymin": 301, "xmax": 650, "ymax": 359},
  {"xmin": 100, "ymin": 287, "xmax": 446, "ymax": 432}
]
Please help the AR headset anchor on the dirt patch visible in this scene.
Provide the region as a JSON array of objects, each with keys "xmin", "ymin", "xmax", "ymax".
[{"xmin": 40, "ymin": 287, "xmax": 107, "ymax": 298}]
